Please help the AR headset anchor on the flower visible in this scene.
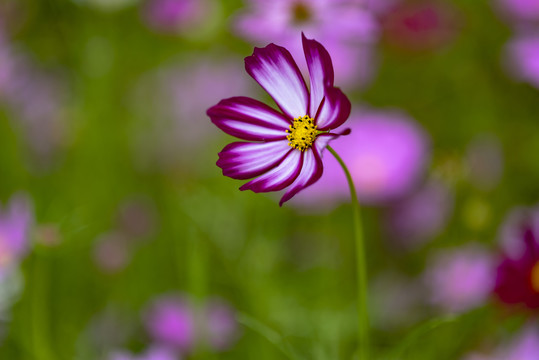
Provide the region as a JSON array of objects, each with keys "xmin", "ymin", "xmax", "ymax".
[
  {"xmin": 505, "ymin": 34, "xmax": 539, "ymax": 90},
  {"xmin": 131, "ymin": 58, "xmax": 251, "ymax": 171},
  {"xmin": 233, "ymin": 0, "xmax": 379, "ymax": 88},
  {"xmin": 380, "ymin": 1, "xmax": 459, "ymax": 51},
  {"xmin": 424, "ymin": 244, "xmax": 495, "ymax": 313},
  {"xmin": 208, "ymin": 34, "xmax": 351, "ymax": 206},
  {"xmin": 141, "ymin": 0, "xmax": 208, "ymax": 35},
  {"xmin": 496, "ymin": 325, "xmax": 539, "ymax": 360},
  {"xmin": 291, "ymin": 109, "xmax": 429, "ymax": 209},
  {"xmin": 496, "ymin": 0, "xmax": 539, "ymax": 23},
  {"xmin": 143, "ymin": 294, "xmax": 239, "ymax": 354},
  {"xmin": 461, "ymin": 324, "xmax": 539, "ymax": 360},
  {"xmin": 144, "ymin": 295, "xmax": 196, "ymax": 351},
  {"xmin": 0, "ymin": 194, "xmax": 33, "ymax": 278},
  {"xmin": 204, "ymin": 300, "xmax": 239, "ymax": 351},
  {"xmin": 494, "ymin": 206, "xmax": 539, "ymax": 309}
]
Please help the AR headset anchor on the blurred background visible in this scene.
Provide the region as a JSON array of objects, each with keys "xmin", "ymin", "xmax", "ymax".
[{"xmin": 1, "ymin": 0, "xmax": 539, "ymax": 359}]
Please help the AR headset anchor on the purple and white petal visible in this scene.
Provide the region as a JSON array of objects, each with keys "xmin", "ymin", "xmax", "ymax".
[
  {"xmin": 245, "ymin": 44, "xmax": 309, "ymax": 119},
  {"xmin": 279, "ymin": 147, "xmax": 323, "ymax": 206},
  {"xmin": 217, "ymin": 140, "xmax": 291, "ymax": 180},
  {"xmin": 240, "ymin": 150, "xmax": 303, "ymax": 193},
  {"xmin": 302, "ymin": 33, "xmax": 335, "ymax": 118},
  {"xmin": 315, "ymin": 86, "xmax": 351, "ymax": 131},
  {"xmin": 208, "ymin": 96, "xmax": 290, "ymax": 141}
]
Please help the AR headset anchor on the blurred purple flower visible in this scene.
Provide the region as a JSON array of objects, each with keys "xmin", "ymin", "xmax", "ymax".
[
  {"xmin": 505, "ymin": 34, "xmax": 539, "ymax": 90},
  {"xmin": 497, "ymin": 0, "xmax": 539, "ymax": 24},
  {"xmin": 0, "ymin": 34, "xmax": 68, "ymax": 164},
  {"xmin": 424, "ymin": 244, "xmax": 495, "ymax": 313},
  {"xmin": 233, "ymin": 0, "xmax": 379, "ymax": 88},
  {"xmin": 494, "ymin": 206, "xmax": 539, "ymax": 309},
  {"xmin": 461, "ymin": 323, "xmax": 539, "ymax": 359},
  {"xmin": 204, "ymin": 299, "xmax": 239, "ymax": 351},
  {"xmin": 131, "ymin": 58, "xmax": 250, "ymax": 171},
  {"xmin": 292, "ymin": 109, "xmax": 429, "ymax": 209},
  {"xmin": 0, "ymin": 194, "xmax": 33, "ymax": 278},
  {"xmin": 141, "ymin": 0, "xmax": 206, "ymax": 34},
  {"xmin": 110, "ymin": 346, "xmax": 179, "ymax": 360},
  {"xmin": 145, "ymin": 295, "xmax": 196, "ymax": 352},
  {"xmin": 208, "ymin": 34, "xmax": 351, "ymax": 206},
  {"xmin": 385, "ymin": 179, "xmax": 454, "ymax": 249},
  {"xmin": 381, "ymin": 1, "xmax": 459, "ymax": 51},
  {"xmin": 496, "ymin": 324, "xmax": 539, "ymax": 360}
]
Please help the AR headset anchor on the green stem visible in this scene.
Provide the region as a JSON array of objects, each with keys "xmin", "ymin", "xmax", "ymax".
[{"xmin": 327, "ymin": 145, "xmax": 369, "ymax": 360}]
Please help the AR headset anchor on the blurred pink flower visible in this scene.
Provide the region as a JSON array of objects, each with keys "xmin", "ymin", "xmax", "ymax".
[
  {"xmin": 381, "ymin": 1, "xmax": 459, "ymax": 51},
  {"xmin": 233, "ymin": 0, "xmax": 379, "ymax": 88},
  {"xmin": 204, "ymin": 300, "xmax": 239, "ymax": 351},
  {"xmin": 0, "ymin": 194, "xmax": 33, "ymax": 278},
  {"xmin": 141, "ymin": 0, "xmax": 207, "ymax": 34},
  {"xmin": 292, "ymin": 109, "xmax": 429, "ymax": 209},
  {"xmin": 505, "ymin": 34, "xmax": 539, "ymax": 90},
  {"xmin": 131, "ymin": 58, "xmax": 251, "ymax": 171},
  {"xmin": 424, "ymin": 244, "xmax": 495, "ymax": 313},
  {"xmin": 0, "ymin": 34, "xmax": 68, "ymax": 164},
  {"xmin": 143, "ymin": 294, "xmax": 239, "ymax": 353},
  {"xmin": 496, "ymin": 325, "xmax": 539, "ymax": 360},
  {"xmin": 144, "ymin": 295, "xmax": 196, "ymax": 352},
  {"xmin": 497, "ymin": 0, "xmax": 539, "ymax": 23},
  {"xmin": 385, "ymin": 179, "xmax": 454, "ymax": 249},
  {"xmin": 461, "ymin": 324, "xmax": 539, "ymax": 360},
  {"xmin": 495, "ymin": 206, "xmax": 539, "ymax": 309}
]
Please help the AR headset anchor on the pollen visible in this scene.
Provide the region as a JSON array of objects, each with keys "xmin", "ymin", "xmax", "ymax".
[{"xmin": 286, "ymin": 115, "xmax": 317, "ymax": 151}]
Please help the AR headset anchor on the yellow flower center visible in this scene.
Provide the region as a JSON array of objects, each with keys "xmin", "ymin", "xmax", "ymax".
[
  {"xmin": 286, "ymin": 115, "xmax": 317, "ymax": 151},
  {"xmin": 531, "ymin": 261, "xmax": 539, "ymax": 293},
  {"xmin": 292, "ymin": 2, "xmax": 311, "ymax": 24}
]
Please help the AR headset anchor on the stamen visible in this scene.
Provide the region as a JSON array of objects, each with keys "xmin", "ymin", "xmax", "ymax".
[{"xmin": 286, "ymin": 115, "xmax": 317, "ymax": 151}]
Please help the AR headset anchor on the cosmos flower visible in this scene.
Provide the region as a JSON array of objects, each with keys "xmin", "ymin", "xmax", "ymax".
[
  {"xmin": 233, "ymin": 0, "xmax": 379, "ymax": 88},
  {"xmin": 495, "ymin": 324, "xmax": 539, "ymax": 360},
  {"xmin": 144, "ymin": 295, "xmax": 196, "ymax": 351},
  {"xmin": 380, "ymin": 1, "xmax": 459, "ymax": 51},
  {"xmin": 204, "ymin": 300, "xmax": 239, "ymax": 351},
  {"xmin": 424, "ymin": 244, "xmax": 495, "ymax": 313},
  {"xmin": 505, "ymin": 34, "xmax": 539, "ymax": 90},
  {"xmin": 208, "ymin": 34, "xmax": 351, "ymax": 206},
  {"xmin": 0, "ymin": 194, "xmax": 33, "ymax": 279},
  {"xmin": 141, "ymin": 0, "xmax": 208, "ymax": 35},
  {"xmin": 143, "ymin": 294, "xmax": 239, "ymax": 354},
  {"xmin": 131, "ymin": 58, "xmax": 251, "ymax": 171},
  {"xmin": 496, "ymin": 0, "xmax": 539, "ymax": 24},
  {"xmin": 494, "ymin": 207, "xmax": 539, "ymax": 309},
  {"xmin": 462, "ymin": 324, "xmax": 539, "ymax": 360}
]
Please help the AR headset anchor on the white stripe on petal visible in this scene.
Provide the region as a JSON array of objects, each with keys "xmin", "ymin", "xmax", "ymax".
[
  {"xmin": 240, "ymin": 150, "xmax": 303, "ymax": 193},
  {"xmin": 245, "ymin": 44, "xmax": 309, "ymax": 119}
]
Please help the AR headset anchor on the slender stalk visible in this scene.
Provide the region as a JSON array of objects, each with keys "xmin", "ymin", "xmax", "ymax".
[{"xmin": 327, "ymin": 145, "xmax": 369, "ymax": 360}]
